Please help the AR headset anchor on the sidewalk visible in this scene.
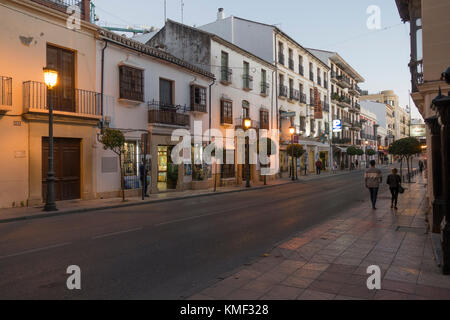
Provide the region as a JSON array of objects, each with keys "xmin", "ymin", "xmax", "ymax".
[
  {"xmin": 190, "ymin": 174, "xmax": 450, "ymax": 300},
  {"xmin": 0, "ymin": 167, "xmax": 362, "ymax": 224}
]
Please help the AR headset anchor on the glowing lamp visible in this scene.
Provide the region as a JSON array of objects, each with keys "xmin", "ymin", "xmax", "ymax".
[{"xmin": 43, "ymin": 67, "xmax": 58, "ymax": 89}]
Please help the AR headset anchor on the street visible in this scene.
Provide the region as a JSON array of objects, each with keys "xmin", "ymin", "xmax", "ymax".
[{"xmin": 0, "ymin": 168, "xmax": 394, "ymax": 300}]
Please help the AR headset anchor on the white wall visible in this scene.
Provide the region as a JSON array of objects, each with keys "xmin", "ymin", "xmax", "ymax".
[{"xmin": 95, "ymin": 39, "xmax": 212, "ymax": 194}]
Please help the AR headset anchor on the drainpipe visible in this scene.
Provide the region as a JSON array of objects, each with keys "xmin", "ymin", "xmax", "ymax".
[
  {"xmin": 101, "ymin": 41, "xmax": 108, "ymax": 123},
  {"xmin": 208, "ymin": 78, "xmax": 215, "ymax": 142}
]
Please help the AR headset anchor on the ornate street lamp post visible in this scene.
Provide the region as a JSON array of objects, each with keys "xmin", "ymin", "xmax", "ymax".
[
  {"xmin": 244, "ymin": 118, "xmax": 251, "ymax": 188},
  {"xmin": 289, "ymin": 126, "xmax": 295, "ymax": 181},
  {"xmin": 43, "ymin": 67, "xmax": 58, "ymax": 212}
]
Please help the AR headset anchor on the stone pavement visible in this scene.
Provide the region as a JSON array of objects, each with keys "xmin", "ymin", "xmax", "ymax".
[
  {"xmin": 190, "ymin": 174, "xmax": 450, "ymax": 300},
  {"xmin": 0, "ymin": 167, "xmax": 358, "ymax": 223}
]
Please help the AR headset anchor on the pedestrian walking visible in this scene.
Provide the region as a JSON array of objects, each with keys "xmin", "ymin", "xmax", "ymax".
[
  {"xmin": 355, "ymin": 159, "xmax": 359, "ymax": 169},
  {"xmin": 387, "ymin": 168, "xmax": 402, "ymax": 210},
  {"xmin": 139, "ymin": 159, "xmax": 149, "ymax": 197},
  {"xmin": 365, "ymin": 160, "xmax": 382, "ymax": 209},
  {"xmin": 315, "ymin": 159, "xmax": 322, "ymax": 175},
  {"xmin": 419, "ymin": 160, "xmax": 424, "ymax": 173},
  {"xmin": 332, "ymin": 160, "xmax": 337, "ymax": 174}
]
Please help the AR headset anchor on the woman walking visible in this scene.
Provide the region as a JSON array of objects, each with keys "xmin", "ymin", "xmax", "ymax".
[{"xmin": 387, "ymin": 168, "xmax": 402, "ymax": 209}]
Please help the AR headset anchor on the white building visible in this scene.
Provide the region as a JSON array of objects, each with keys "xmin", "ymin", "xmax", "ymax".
[
  {"xmin": 198, "ymin": 10, "xmax": 331, "ymax": 175},
  {"xmin": 147, "ymin": 19, "xmax": 277, "ymax": 186},
  {"xmin": 308, "ymin": 49, "xmax": 365, "ymax": 169},
  {"xmin": 96, "ymin": 28, "xmax": 214, "ymax": 196}
]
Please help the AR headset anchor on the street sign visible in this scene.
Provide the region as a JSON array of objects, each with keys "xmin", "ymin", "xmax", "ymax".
[{"xmin": 333, "ymin": 120, "xmax": 342, "ymax": 132}]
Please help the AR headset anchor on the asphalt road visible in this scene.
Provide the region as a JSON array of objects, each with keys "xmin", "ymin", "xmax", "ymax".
[{"xmin": 0, "ymin": 168, "xmax": 392, "ymax": 299}]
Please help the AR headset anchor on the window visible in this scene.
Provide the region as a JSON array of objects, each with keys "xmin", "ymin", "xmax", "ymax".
[
  {"xmin": 159, "ymin": 78, "xmax": 173, "ymax": 107},
  {"xmin": 220, "ymin": 99, "xmax": 233, "ymax": 124},
  {"xmin": 242, "ymin": 100, "xmax": 249, "ymax": 118},
  {"xmin": 122, "ymin": 141, "xmax": 137, "ymax": 176},
  {"xmin": 300, "ymin": 116, "xmax": 306, "ymax": 131},
  {"xmin": 119, "ymin": 65, "xmax": 144, "ymax": 102},
  {"xmin": 221, "ymin": 51, "xmax": 231, "ymax": 83},
  {"xmin": 261, "ymin": 69, "xmax": 268, "ymax": 95},
  {"xmin": 243, "ymin": 61, "xmax": 252, "ymax": 90},
  {"xmin": 260, "ymin": 109, "xmax": 269, "ymax": 129},
  {"xmin": 190, "ymin": 85, "xmax": 206, "ymax": 112},
  {"xmin": 47, "ymin": 44, "xmax": 75, "ymax": 112}
]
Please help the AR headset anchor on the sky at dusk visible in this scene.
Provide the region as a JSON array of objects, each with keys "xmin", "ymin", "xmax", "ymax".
[{"xmin": 91, "ymin": 0, "xmax": 420, "ymax": 119}]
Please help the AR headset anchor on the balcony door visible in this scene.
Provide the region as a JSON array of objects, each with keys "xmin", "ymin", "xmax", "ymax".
[
  {"xmin": 159, "ymin": 78, "xmax": 173, "ymax": 108},
  {"xmin": 47, "ymin": 44, "xmax": 75, "ymax": 112}
]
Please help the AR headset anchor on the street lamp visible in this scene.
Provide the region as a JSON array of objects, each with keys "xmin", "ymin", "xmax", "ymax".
[
  {"xmin": 244, "ymin": 117, "xmax": 251, "ymax": 188},
  {"xmin": 365, "ymin": 140, "xmax": 369, "ymax": 168},
  {"xmin": 43, "ymin": 67, "xmax": 58, "ymax": 212},
  {"xmin": 289, "ymin": 126, "xmax": 295, "ymax": 181}
]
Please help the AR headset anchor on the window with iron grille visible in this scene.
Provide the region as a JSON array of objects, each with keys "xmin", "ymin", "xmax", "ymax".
[
  {"xmin": 119, "ymin": 66, "xmax": 144, "ymax": 102},
  {"xmin": 260, "ymin": 110, "xmax": 269, "ymax": 129},
  {"xmin": 300, "ymin": 116, "xmax": 306, "ymax": 132},
  {"xmin": 220, "ymin": 99, "xmax": 233, "ymax": 124},
  {"xmin": 190, "ymin": 85, "xmax": 206, "ymax": 112}
]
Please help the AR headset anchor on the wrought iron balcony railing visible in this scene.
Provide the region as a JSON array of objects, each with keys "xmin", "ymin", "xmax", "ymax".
[
  {"xmin": 242, "ymin": 74, "xmax": 253, "ymax": 90},
  {"xmin": 220, "ymin": 67, "xmax": 232, "ymax": 84},
  {"xmin": 261, "ymin": 82, "xmax": 270, "ymax": 95},
  {"xmin": 278, "ymin": 53, "xmax": 285, "ymax": 65},
  {"xmin": 279, "ymin": 85, "xmax": 288, "ymax": 98},
  {"xmin": 23, "ymin": 81, "xmax": 101, "ymax": 116},
  {"xmin": 148, "ymin": 100, "xmax": 190, "ymax": 126},
  {"xmin": 299, "ymin": 93, "xmax": 307, "ymax": 104},
  {"xmin": 289, "ymin": 88, "xmax": 300, "ymax": 101},
  {"xmin": 0, "ymin": 76, "xmax": 12, "ymax": 107},
  {"xmin": 31, "ymin": 0, "xmax": 87, "ymax": 19},
  {"xmin": 288, "ymin": 58, "xmax": 294, "ymax": 71},
  {"xmin": 409, "ymin": 59, "xmax": 423, "ymax": 93}
]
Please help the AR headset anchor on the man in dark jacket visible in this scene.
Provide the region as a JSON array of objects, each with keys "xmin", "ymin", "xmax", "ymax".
[
  {"xmin": 315, "ymin": 160, "xmax": 322, "ymax": 175},
  {"xmin": 387, "ymin": 168, "xmax": 401, "ymax": 209},
  {"xmin": 365, "ymin": 160, "xmax": 382, "ymax": 209}
]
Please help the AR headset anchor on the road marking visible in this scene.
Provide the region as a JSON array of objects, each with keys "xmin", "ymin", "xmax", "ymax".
[
  {"xmin": 0, "ymin": 242, "xmax": 71, "ymax": 260},
  {"xmin": 91, "ymin": 227, "xmax": 143, "ymax": 240}
]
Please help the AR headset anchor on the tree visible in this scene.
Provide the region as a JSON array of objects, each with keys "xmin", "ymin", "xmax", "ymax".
[
  {"xmin": 287, "ymin": 144, "xmax": 305, "ymax": 179},
  {"xmin": 346, "ymin": 146, "xmax": 359, "ymax": 170},
  {"xmin": 389, "ymin": 137, "xmax": 422, "ymax": 182},
  {"xmin": 366, "ymin": 148, "xmax": 376, "ymax": 156},
  {"xmin": 100, "ymin": 129, "xmax": 126, "ymax": 201}
]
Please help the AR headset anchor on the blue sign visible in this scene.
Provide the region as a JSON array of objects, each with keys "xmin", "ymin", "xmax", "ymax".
[{"xmin": 332, "ymin": 120, "xmax": 342, "ymax": 133}]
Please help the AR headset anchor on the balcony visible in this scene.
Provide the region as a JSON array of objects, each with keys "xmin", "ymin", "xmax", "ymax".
[
  {"xmin": 260, "ymin": 82, "xmax": 270, "ymax": 96},
  {"xmin": 322, "ymin": 101, "xmax": 330, "ymax": 112},
  {"xmin": 288, "ymin": 58, "xmax": 294, "ymax": 71},
  {"xmin": 242, "ymin": 74, "xmax": 253, "ymax": 91},
  {"xmin": 220, "ymin": 67, "xmax": 232, "ymax": 84},
  {"xmin": 336, "ymin": 75, "xmax": 351, "ymax": 88},
  {"xmin": 331, "ymin": 71, "xmax": 338, "ymax": 81},
  {"xmin": 332, "ymin": 137, "xmax": 351, "ymax": 145},
  {"xmin": 148, "ymin": 100, "xmax": 190, "ymax": 127},
  {"xmin": 289, "ymin": 88, "xmax": 300, "ymax": 101},
  {"xmin": 278, "ymin": 53, "xmax": 285, "ymax": 65},
  {"xmin": 299, "ymin": 93, "xmax": 307, "ymax": 104},
  {"xmin": 31, "ymin": 0, "xmax": 89, "ymax": 21},
  {"xmin": 317, "ymin": 76, "xmax": 322, "ymax": 86},
  {"xmin": 23, "ymin": 81, "xmax": 101, "ymax": 117},
  {"xmin": 235, "ymin": 117, "xmax": 259, "ymax": 129},
  {"xmin": 0, "ymin": 76, "xmax": 12, "ymax": 111},
  {"xmin": 351, "ymin": 121, "xmax": 362, "ymax": 130},
  {"xmin": 349, "ymin": 84, "xmax": 361, "ymax": 96},
  {"xmin": 409, "ymin": 59, "xmax": 423, "ymax": 93},
  {"xmin": 299, "ymin": 65, "xmax": 304, "ymax": 76},
  {"xmin": 279, "ymin": 85, "xmax": 288, "ymax": 98}
]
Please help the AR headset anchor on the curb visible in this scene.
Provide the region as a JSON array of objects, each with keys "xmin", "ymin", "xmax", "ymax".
[{"xmin": 0, "ymin": 180, "xmax": 298, "ymax": 225}]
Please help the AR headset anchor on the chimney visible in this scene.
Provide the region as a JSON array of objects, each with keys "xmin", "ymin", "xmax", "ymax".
[
  {"xmin": 83, "ymin": 0, "xmax": 91, "ymax": 23},
  {"xmin": 217, "ymin": 8, "xmax": 224, "ymax": 20}
]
